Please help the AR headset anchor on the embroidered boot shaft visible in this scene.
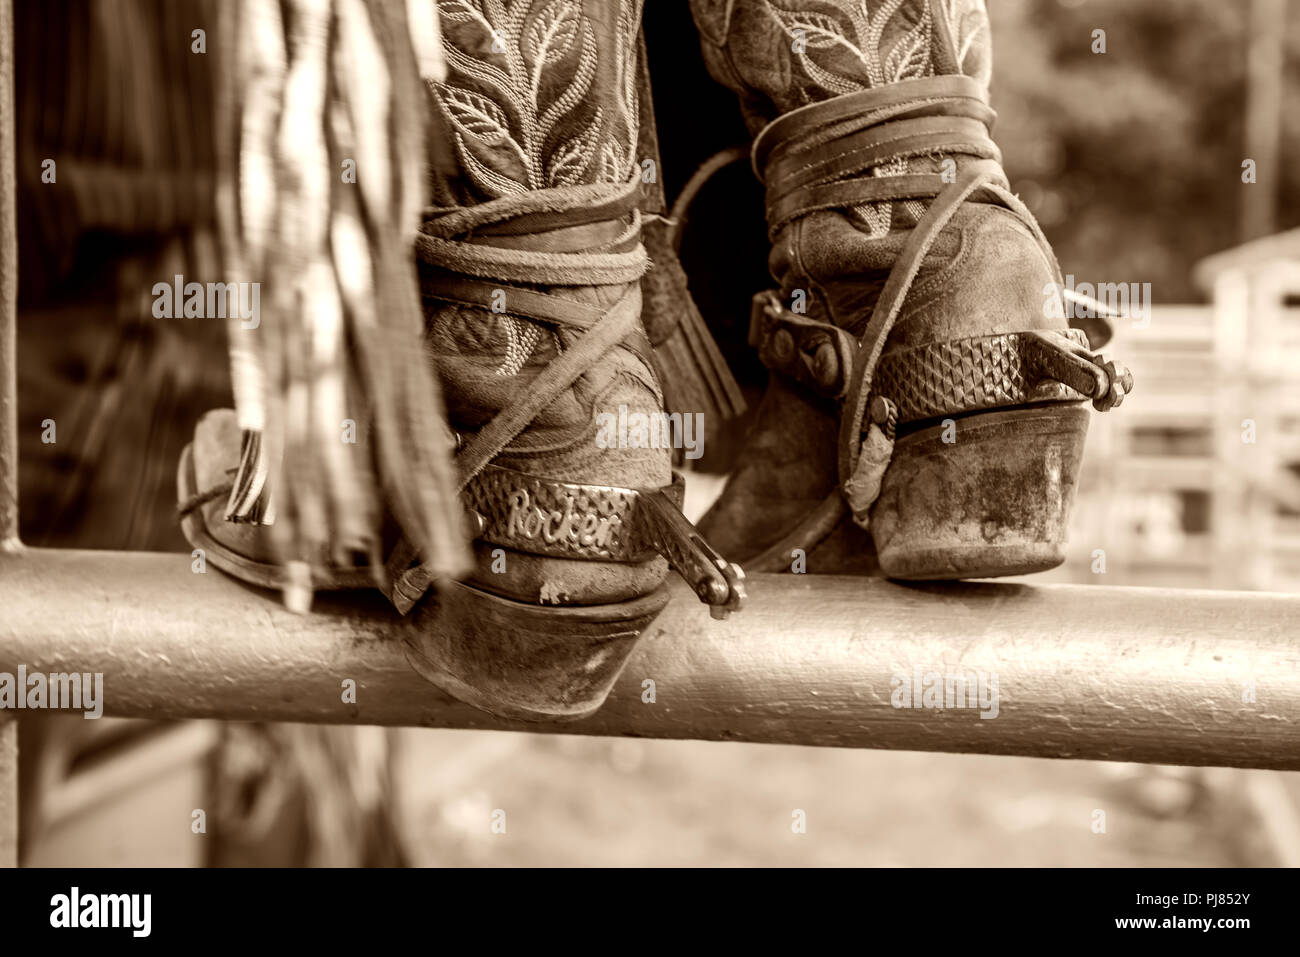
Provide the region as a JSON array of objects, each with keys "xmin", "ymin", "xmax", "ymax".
[{"xmin": 402, "ymin": 0, "xmax": 744, "ymax": 717}]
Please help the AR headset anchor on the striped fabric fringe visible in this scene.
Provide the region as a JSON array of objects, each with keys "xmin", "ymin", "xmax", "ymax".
[{"xmin": 217, "ymin": 0, "xmax": 468, "ymax": 610}]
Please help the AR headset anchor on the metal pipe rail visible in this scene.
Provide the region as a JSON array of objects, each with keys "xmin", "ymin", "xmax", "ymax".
[{"xmin": 2, "ymin": 548, "xmax": 1297, "ymax": 770}]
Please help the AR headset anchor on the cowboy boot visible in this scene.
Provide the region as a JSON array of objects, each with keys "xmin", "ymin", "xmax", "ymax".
[
  {"xmin": 178, "ymin": 0, "xmax": 744, "ymax": 723},
  {"xmin": 403, "ymin": 0, "xmax": 743, "ymax": 719},
  {"xmin": 689, "ymin": 0, "xmax": 1131, "ymax": 579}
]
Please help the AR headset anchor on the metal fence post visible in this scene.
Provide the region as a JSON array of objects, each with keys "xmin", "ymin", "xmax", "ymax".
[
  {"xmin": 0, "ymin": 0, "xmax": 15, "ymax": 549},
  {"xmin": 0, "ymin": 719, "xmax": 15, "ymax": 868},
  {"xmin": 0, "ymin": 0, "xmax": 20, "ymax": 868}
]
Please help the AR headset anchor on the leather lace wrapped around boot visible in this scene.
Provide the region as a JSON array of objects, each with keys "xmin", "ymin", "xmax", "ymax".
[
  {"xmin": 393, "ymin": 0, "xmax": 744, "ymax": 718},
  {"xmin": 691, "ymin": 0, "xmax": 1133, "ymax": 579}
]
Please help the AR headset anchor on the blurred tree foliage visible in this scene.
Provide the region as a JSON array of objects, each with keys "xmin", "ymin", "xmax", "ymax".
[{"xmin": 990, "ymin": 0, "xmax": 1300, "ymax": 302}]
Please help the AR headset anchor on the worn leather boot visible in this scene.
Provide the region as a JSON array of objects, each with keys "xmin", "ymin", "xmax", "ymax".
[
  {"xmin": 402, "ymin": 0, "xmax": 743, "ymax": 719},
  {"xmin": 179, "ymin": 0, "xmax": 744, "ymax": 722},
  {"xmin": 689, "ymin": 0, "xmax": 1131, "ymax": 579}
]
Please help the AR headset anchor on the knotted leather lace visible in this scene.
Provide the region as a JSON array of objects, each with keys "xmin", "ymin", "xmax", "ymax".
[
  {"xmin": 415, "ymin": 176, "xmax": 652, "ymax": 491},
  {"xmin": 385, "ymin": 176, "xmax": 654, "ymax": 609}
]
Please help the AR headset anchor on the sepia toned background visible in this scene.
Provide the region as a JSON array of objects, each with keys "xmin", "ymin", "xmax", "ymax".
[{"xmin": 14, "ymin": 0, "xmax": 1300, "ymax": 866}]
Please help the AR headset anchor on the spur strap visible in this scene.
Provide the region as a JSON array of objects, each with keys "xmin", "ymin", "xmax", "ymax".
[
  {"xmin": 462, "ymin": 464, "xmax": 744, "ymax": 620},
  {"xmin": 388, "ymin": 459, "xmax": 747, "ymax": 620},
  {"xmin": 751, "ymin": 293, "xmax": 1130, "ymax": 421}
]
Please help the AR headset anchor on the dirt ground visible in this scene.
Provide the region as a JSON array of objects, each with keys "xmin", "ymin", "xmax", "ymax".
[{"xmin": 395, "ymin": 730, "xmax": 1284, "ymax": 867}]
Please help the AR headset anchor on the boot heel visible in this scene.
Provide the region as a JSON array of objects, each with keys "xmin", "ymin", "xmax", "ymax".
[
  {"xmin": 869, "ymin": 402, "xmax": 1090, "ymax": 580},
  {"xmin": 405, "ymin": 582, "xmax": 671, "ymax": 721},
  {"xmin": 404, "ymin": 470, "xmax": 744, "ymax": 720}
]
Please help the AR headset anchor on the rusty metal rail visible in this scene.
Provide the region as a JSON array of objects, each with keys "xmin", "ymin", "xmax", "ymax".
[{"xmin": 1, "ymin": 548, "xmax": 1298, "ymax": 769}]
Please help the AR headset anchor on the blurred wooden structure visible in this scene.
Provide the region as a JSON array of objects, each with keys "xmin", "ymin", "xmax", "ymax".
[{"xmin": 1069, "ymin": 231, "xmax": 1300, "ymax": 591}]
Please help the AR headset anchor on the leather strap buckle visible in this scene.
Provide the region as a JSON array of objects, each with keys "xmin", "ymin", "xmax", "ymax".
[{"xmin": 749, "ymin": 290, "xmax": 857, "ymax": 400}]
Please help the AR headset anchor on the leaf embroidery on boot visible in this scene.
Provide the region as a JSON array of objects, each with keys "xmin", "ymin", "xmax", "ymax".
[
  {"xmin": 940, "ymin": 0, "xmax": 991, "ymax": 89},
  {"xmin": 431, "ymin": 1, "xmax": 643, "ymax": 374},
  {"xmin": 753, "ymin": 1, "xmax": 993, "ymax": 237},
  {"xmin": 851, "ymin": 157, "xmax": 927, "ymax": 238},
  {"xmin": 760, "ymin": 0, "xmax": 932, "ymax": 91},
  {"xmin": 720, "ymin": 1, "xmax": 988, "ymax": 117},
  {"xmin": 430, "ymin": 0, "xmax": 642, "ymax": 200}
]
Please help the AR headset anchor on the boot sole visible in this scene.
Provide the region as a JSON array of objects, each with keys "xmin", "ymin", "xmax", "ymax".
[
  {"xmin": 869, "ymin": 402, "xmax": 1090, "ymax": 580},
  {"xmin": 404, "ymin": 581, "xmax": 670, "ymax": 722},
  {"xmin": 177, "ymin": 442, "xmax": 375, "ymax": 590}
]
